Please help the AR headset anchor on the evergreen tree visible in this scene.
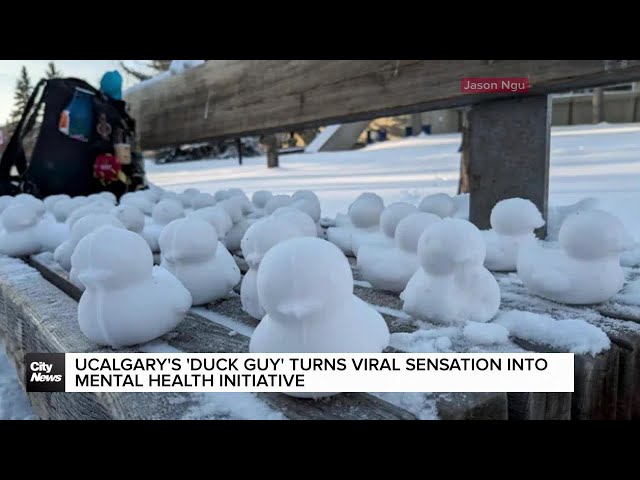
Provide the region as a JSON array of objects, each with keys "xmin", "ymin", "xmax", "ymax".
[
  {"xmin": 9, "ymin": 66, "xmax": 32, "ymax": 124},
  {"xmin": 45, "ymin": 61, "xmax": 62, "ymax": 79}
]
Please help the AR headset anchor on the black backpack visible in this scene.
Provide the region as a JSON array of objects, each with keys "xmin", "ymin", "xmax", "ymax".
[{"xmin": 0, "ymin": 77, "xmax": 147, "ymax": 199}]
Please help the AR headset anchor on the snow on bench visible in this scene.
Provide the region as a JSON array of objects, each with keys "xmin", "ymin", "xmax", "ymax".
[
  {"xmin": 346, "ymin": 254, "xmax": 640, "ymax": 420},
  {"xmin": 15, "ymin": 245, "xmax": 640, "ymax": 420},
  {"xmin": 20, "ymin": 252, "xmax": 508, "ymax": 420}
]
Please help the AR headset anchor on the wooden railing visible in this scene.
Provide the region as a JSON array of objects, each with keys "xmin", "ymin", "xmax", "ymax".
[{"xmin": 125, "ymin": 60, "xmax": 640, "ymax": 236}]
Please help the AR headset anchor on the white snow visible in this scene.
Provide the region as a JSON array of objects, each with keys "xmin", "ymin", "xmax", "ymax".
[
  {"xmin": 144, "ymin": 124, "xmax": 640, "ymax": 248},
  {"xmin": 190, "ymin": 307, "xmax": 256, "ymax": 338},
  {"xmin": 190, "ymin": 192, "xmax": 216, "ymax": 210},
  {"xmin": 144, "ymin": 199, "xmax": 186, "ymax": 253},
  {"xmin": 491, "ymin": 198, "xmax": 545, "ymax": 236},
  {"xmin": 373, "ymin": 392, "xmax": 439, "ymax": 420},
  {"xmin": 189, "ymin": 205, "xmax": 233, "ymax": 240},
  {"xmin": 291, "ymin": 190, "xmax": 322, "ymax": 223},
  {"xmin": 395, "ymin": 212, "xmax": 441, "ymax": 254},
  {"xmin": 73, "ymin": 226, "xmax": 192, "ymax": 348},
  {"xmin": 379, "ymin": 202, "xmax": 418, "ymax": 239},
  {"xmin": 494, "ymin": 310, "xmax": 610, "ymax": 355},
  {"xmin": 305, "ymin": 124, "xmax": 342, "ymax": 153},
  {"xmin": 327, "ymin": 192, "xmax": 385, "ymax": 256},
  {"xmin": 483, "ymin": 198, "xmax": 545, "ymax": 272},
  {"xmin": 240, "ymin": 215, "xmax": 313, "ymax": 319},
  {"xmin": 462, "ymin": 322, "xmax": 510, "ymax": 346},
  {"xmin": 55, "ymin": 213, "xmax": 125, "ymax": 271},
  {"xmin": 111, "ymin": 204, "xmax": 145, "ymax": 234},
  {"xmin": 271, "ymin": 207, "xmax": 317, "ymax": 238},
  {"xmin": 120, "ymin": 191, "xmax": 154, "ymax": 215},
  {"xmin": 348, "ymin": 193, "xmax": 385, "ymax": 229},
  {"xmin": 351, "ymin": 200, "xmax": 415, "ymax": 256},
  {"xmin": 615, "ymin": 276, "xmax": 640, "ymax": 304},
  {"xmin": 546, "ymin": 198, "xmax": 601, "ymax": 241},
  {"xmin": 517, "ymin": 209, "xmax": 633, "ymax": 304},
  {"xmin": 252, "ymin": 190, "xmax": 273, "ymax": 209},
  {"xmin": 159, "ymin": 217, "xmax": 240, "ymax": 306},
  {"xmin": 357, "ymin": 212, "xmax": 439, "ymax": 293},
  {"xmin": 419, "ymin": 193, "xmax": 456, "ymax": 218},
  {"xmin": 181, "ymin": 392, "xmax": 285, "ymax": 420},
  {"xmin": 390, "ymin": 326, "xmax": 461, "ymax": 352},
  {"xmin": 250, "ymin": 237, "xmax": 389, "ymax": 398},
  {"xmin": 0, "ymin": 204, "xmax": 42, "ymax": 256},
  {"xmin": 66, "ymin": 202, "xmax": 113, "ymax": 229},
  {"xmin": 401, "ymin": 218, "xmax": 501, "ymax": 325},
  {"xmin": 139, "ymin": 341, "xmax": 184, "ymax": 353},
  {"xmin": 13, "ymin": 194, "xmax": 45, "ymax": 218},
  {"xmin": 264, "ymin": 195, "xmax": 293, "ymax": 215}
]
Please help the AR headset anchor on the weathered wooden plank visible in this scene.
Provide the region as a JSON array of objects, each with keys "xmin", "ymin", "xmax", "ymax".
[
  {"xmin": 506, "ymin": 391, "xmax": 572, "ymax": 421},
  {"xmin": 435, "ymin": 392, "xmax": 508, "ymax": 420},
  {"xmin": 27, "ymin": 253, "xmax": 82, "ymax": 301},
  {"xmin": 495, "ymin": 272, "xmax": 640, "ymax": 420},
  {"xmin": 257, "ymin": 392, "xmax": 415, "ymax": 421},
  {"xmin": 513, "ymin": 338, "xmax": 619, "ymax": 420},
  {"xmin": 125, "ymin": 60, "xmax": 640, "ymax": 149},
  {"xmin": 595, "ymin": 268, "xmax": 640, "ymax": 324}
]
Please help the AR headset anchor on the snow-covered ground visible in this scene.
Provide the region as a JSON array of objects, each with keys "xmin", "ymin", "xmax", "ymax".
[
  {"xmin": 1, "ymin": 122, "xmax": 639, "ymax": 420},
  {"xmin": 147, "ymin": 123, "xmax": 640, "ymax": 240}
]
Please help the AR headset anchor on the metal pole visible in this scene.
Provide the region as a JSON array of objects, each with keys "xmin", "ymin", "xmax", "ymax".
[{"xmin": 237, "ymin": 138, "xmax": 243, "ymax": 165}]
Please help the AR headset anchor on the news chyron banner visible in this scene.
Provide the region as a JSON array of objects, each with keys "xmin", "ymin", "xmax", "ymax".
[{"xmin": 26, "ymin": 352, "xmax": 574, "ymax": 393}]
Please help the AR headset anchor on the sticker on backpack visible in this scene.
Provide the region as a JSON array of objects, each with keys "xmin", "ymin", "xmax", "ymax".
[{"xmin": 58, "ymin": 87, "xmax": 95, "ymax": 142}]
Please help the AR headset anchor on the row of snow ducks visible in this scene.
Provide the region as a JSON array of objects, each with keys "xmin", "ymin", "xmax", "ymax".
[
  {"xmin": 0, "ymin": 189, "xmax": 386, "ymax": 361},
  {"xmin": 330, "ymin": 193, "xmax": 634, "ymax": 327},
  {"xmin": 0, "ymin": 189, "xmax": 634, "ymax": 399}
]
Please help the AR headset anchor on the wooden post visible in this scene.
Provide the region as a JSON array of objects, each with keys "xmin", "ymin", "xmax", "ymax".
[
  {"xmin": 411, "ymin": 113, "xmax": 422, "ymax": 136},
  {"xmin": 457, "ymin": 108, "xmax": 470, "ymax": 194},
  {"xmin": 468, "ymin": 95, "xmax": 551, "ymax": 238},
  {"xmin": 593, "ymin": 87, "xmax": 605, "ymax": 123},
  {"xmin": 262, "ymin": 134, "xmax": 279, "ymax": 168},
  {"xmin": 236, "ymin": 138, "xmax": 243, "ymax": 165}
]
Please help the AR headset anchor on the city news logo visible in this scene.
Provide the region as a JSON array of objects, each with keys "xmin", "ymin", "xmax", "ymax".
[{"xmin": 25, "ymin": 353, "xmax": 66, "ymax": 392}]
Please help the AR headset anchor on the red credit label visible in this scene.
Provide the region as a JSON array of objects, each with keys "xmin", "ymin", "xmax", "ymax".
[{"xmin": 461, "ymin": 77, "xmax": 530, "ymax": 93}]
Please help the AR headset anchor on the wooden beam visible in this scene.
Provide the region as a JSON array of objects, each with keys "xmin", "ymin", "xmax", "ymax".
[
  {"xmin": 125, "ymin": 60, "xmax": 640, "ymax": 149},
  {"xmin": 468, "ymin": 95, "xmax": 551, "ymax": 237}
]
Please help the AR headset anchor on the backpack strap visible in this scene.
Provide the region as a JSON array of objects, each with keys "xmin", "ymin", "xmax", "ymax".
[{"xmin": 0, "ymin": 78, "xmax": 48, "ymax": 182}]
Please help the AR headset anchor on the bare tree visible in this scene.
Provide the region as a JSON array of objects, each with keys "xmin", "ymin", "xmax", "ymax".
[{"xmin": 119, "ymin": 60, "xmax": 172, "ymax": 82}]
